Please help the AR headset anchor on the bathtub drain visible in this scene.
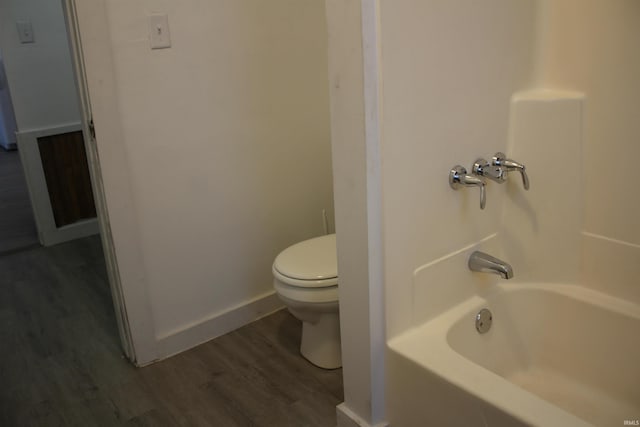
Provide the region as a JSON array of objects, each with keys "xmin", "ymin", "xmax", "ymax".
[{"xmin": 475, "ymin": 308, "xmax": 493, "ymax": 334}]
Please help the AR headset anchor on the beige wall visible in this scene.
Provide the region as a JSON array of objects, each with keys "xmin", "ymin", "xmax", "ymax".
[{"xmin": 78, "ymin": 0, "xmax": 333, "ymax": 355}]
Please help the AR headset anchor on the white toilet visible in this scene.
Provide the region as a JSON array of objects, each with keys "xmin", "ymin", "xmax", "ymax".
[{"xmin": 272, "ymin": 233, "xmax": 341, "ymax": 369}]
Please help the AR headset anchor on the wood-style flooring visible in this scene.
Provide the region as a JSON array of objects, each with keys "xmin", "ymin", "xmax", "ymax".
[
  {"xmin": 0, "ymin": 148, "xmax": 38, "ymax": 254},
  {"xmin": 0, "ymin": 236, "xmax": 343, "ymax": 426}
]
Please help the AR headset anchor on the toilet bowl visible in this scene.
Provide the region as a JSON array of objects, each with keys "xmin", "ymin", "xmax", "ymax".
[{"xmin": 272, "ymin": 233, "xmax": 341, "ymax": 369}]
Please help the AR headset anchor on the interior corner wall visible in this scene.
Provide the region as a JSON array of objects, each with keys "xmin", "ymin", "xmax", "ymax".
[
  {"xmin": 0, "ymin": 0, "xmax": 80, "ymax": 131},
  {"xmin": 77, "ymin": 0, "xmax": 334, "ymax": 356}
]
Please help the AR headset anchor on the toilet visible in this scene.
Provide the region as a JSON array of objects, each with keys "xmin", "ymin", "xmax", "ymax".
[{"xmin": 272, "ymin": 233, "xmax": 341, "ymax": 369}]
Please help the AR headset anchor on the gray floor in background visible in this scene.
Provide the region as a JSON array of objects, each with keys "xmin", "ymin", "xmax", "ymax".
[
  {"xmin": 0, "ymin": 236, "xmax": 343, "ymax": 426},
  {"xmin": 0, "ymin": 149, "xmax": 38, "ymax": 254}
]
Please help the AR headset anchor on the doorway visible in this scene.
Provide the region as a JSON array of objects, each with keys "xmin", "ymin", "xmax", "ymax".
[{"xmin": 0, "ymin": 0, "xmax": 134, "ymax": 361}]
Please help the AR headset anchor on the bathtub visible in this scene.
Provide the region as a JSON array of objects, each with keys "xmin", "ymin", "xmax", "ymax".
[{"xmin": 387, "ymin": 283, "xmax": 640, "ymax": 427}]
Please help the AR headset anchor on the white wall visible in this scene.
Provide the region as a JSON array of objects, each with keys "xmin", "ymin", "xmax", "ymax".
[
  {"xmin": 325, "ymin": 1, "xmax": 385, "ymax": 426},
  {"xmin": 0, "ymin": 0, "xmax": 80, "ymax": 131},
  {"xmin": 75, "ymin": 0, "xmax": 334, "ymax": 359}
]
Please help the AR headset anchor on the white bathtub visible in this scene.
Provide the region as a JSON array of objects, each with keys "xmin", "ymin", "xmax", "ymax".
[{"xmin": 387, "ymin": 283, "xmax": 640, "ymax": 426}]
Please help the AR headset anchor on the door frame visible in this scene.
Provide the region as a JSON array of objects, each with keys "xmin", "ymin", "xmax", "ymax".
[{"xmin": 61, "ymin": 0, "xmax": 158, "ymax": 365}]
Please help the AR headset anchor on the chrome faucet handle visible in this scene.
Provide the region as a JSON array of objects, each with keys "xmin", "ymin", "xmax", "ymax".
[
  {"xmin": 492, "ymin": 152, "xmax": 529, "ymax": 190},
  {"xmin": 473, "ymin": 158, "xmax": 506, "ymax": 183},
  {"xmin": 449, "ymin": 165, "xmax": 486, "ymax": 210}
]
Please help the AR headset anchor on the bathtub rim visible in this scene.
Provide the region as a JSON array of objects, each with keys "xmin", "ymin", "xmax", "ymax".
[{"xmin": 387, "ymin": 282, "xmax": 639, "ymax": 427}]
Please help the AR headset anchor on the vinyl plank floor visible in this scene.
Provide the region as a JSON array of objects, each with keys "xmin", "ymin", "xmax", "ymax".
[{"xmin": 0, "ymin": 236, "xmax": 343, "ymax": 426}]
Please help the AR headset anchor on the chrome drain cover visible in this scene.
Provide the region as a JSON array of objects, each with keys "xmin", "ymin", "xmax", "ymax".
[{"xmin": 475, "ymin": 308, "xmax": 493, "ymax": 334}]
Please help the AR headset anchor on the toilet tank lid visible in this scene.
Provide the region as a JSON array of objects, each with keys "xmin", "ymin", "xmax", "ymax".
[{"xmin": 273, "ymin": 234, "xmax": 337, "ymax": 281}]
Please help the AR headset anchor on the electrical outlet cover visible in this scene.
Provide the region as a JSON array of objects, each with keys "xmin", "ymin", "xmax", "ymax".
[{"xmin": 148, "ymin": 14, "xmax": 171, "ymax": 49}]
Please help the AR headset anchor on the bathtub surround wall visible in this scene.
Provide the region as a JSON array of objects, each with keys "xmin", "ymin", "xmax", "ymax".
[
  {"xmin": 581, "ymin": 235, "xmax": 640, "ymax": 304},
  {"xmin": 412, "ymin": 234, "xmax": 501, "ymax": 327},
  {"xmin": 491, "ymin": 0, "xmax": 640, "ymax": 307},
  {"xmin": 501, "ymin": 91, "xmax": 584, "ymax": 286},
  {"xmin": 379, "ymin": 0, "xmax": 538, "ymax": 339},
  {"xmin": 73, "ymin": 0, "xmax": 334, "ymax": 362},
  {"xmin": 541, "ymin": 0, "xmax": 640, "ymax": 245},
  {"xmin": 409, "ymin": 89, "xmax": 586, "ymax": 331},
  {"xmin": 540, "ymin": 0, "xmax": 640, "ymax": 304},
  {"xmin": 379, "ymin": 0, "xmax": 639, "ymax": 347}
]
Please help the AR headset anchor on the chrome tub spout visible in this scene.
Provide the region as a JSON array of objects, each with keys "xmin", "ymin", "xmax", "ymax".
[{"xmin": 468, "ymin": 251, "xmax": 513, "ymax": 279}]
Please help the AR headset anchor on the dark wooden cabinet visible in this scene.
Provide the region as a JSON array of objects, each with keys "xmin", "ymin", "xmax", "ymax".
[{"xmin": 37, "ymin": 131, "xmax": 96, "ymax": 227}]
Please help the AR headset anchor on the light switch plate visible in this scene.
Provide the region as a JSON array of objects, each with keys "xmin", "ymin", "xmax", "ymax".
[
  {"xmin": 17, "ymin": 21, "xmax": 34, "ymax": 43},
  {"xmin": 148, "ymin": 14, "xmax": 171, "ymax": 49}
]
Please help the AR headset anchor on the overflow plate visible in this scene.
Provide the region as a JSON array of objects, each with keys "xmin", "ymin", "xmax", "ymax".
[{"xmin": 475, "ymin": 308, "xmax": 493, "ymax": 334}]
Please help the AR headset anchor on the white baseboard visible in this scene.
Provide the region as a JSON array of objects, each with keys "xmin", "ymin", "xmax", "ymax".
[
  {"xmin": 1, "ymin": 141, "xmax": 16, "ymax": 150},
  {"xmin": 154, "ymin": 291, "xmax": 284, "ymax": 361},
  {"xmin": 39, "ymin": 217, "xmax": 99, "ymax": 246},
  {"xmin": 337, "ymin": 403, "xmax": 388, "ymax": 427}
]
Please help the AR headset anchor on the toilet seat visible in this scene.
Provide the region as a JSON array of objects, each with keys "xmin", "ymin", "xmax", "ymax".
[
  {"xmin": 273, "ymin": 234, "xmax": 337, "ymax": 287},
  {"xmin": 272, "ymin": 267, "xmax": 338, "ymax": 288},
  {"xmin": 272, "ymin": 234, "xmax": 338, "ymax": 303}
]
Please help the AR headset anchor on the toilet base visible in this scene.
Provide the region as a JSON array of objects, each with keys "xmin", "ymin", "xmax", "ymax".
[
  {"xmin": 300, "ymin": 311, "xmax": 342, "ymax": 369},
  {"xmin": 276, "ymin": 293, "xmax": 342, "ymax": 370}
]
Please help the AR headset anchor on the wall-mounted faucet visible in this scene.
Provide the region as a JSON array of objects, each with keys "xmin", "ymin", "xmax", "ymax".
[
  {"xmin": 450, "ymin": 153, "xmax": 528, "ymax": 210},
  {"xmin": 473, "ymin": 153, "xmax": 529, "ymax": 190},
  {"xmin": 468, "ymin": 251, "xmax": 513, "ymax": 279},
  {"xmin": 449, "ymin": 166, "xmax": 486, "ymax": 209},
  {"xmin": 472, "ymin": 159, "xmax": 506, "ymax": 184}
]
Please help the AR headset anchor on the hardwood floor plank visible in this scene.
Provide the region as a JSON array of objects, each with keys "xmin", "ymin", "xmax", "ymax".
[{"xmin": 103, "ymin": 381, "xmax": 158, "ymax": 422}]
